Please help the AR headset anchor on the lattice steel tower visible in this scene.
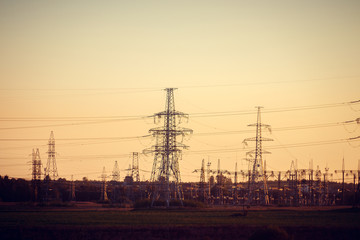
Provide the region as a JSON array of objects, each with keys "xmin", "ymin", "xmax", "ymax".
[
  {"xmin": 145, "ymin": 88, "xmax": 192, "ymax": 207},
  {"xmin": 32, "ymin": 148, "xmax": 42, "ymax": 181},
  {"xmin": 45, "ymin": 131, "xmax": 58, "ymax": 180},
  {"xmin": 100, "ymin": 166, "xmax": 108, "ymax": 201},
  {"xmin": 31, "ymin": 148, "xmax": 42, "ymax": 201},
  {"xmin": 112, "ymin": 161, "xmax": 120, "ymax": 182},
  {"xmin": 132, "ymin": 152, "xmax": 140, "ymax": 182},
  {"xmin": 244, "ymin": 106, "xmax": 273, "ymax": 205}
]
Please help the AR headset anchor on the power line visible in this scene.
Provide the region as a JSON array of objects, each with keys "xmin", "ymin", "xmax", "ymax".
[
  {"xmin": 190, "ymin": 100, "xmax": 360, "ymax": 118},
  {"xmin": 193, "ymin": 119, "xmax": 358, "ymax": 137},
  {"xmin": 1, "ymin": 100, "xmax": 358, "ymax": 122},
  {"xmin": 0, "ymin": 135, "xmax": 151, "ymax": 142},
  {"xmin": 183, "ymin": 136, "xmax": 360, "ymax": 156},
  {"xmin": 0, "ymin": 99, "xmax": 358, "ymax": 131},
  {"xmin": 0, "ymin": 117, "xmax": 148, "ymax": 130}
]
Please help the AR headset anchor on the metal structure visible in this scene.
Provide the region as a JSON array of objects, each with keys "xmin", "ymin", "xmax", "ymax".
[
  {"xmin": 31, "ymin": 148, "xmax": 42, "ymax": 201},
  {"xmin": 335, "ymin": 157, "xmax": 359, "ymax": 205},
  {"xmin": 199, "ymin": 159, "xmax": 206, "ymax": 201},
  {"xmin": 243, "ymin": 106, "xmax": 273, "ymax": 205},
  {"xmin": 207, "ymin": 160, "xmax": 212, "ymax": 201},
  {"xmin": 112, "ymin": 161, "xmax": 120, "ymax": 182},
  {"xmin": 233, "ymin": 162, "xmax": 238, "ymax": 203},
  {"xmin": 144, "ymin": 88, "xmax": 192, "ymax": 207},
  {"xmin": 100, "ymin": 166, "xmax": 108, "ymax": 201},
  {"xmin": 132, "ymin": 152, "xmax": 140, "ymax": 182},
  {"xmin": 45, "ymin": 131, "xmax": 58, "ymax": 180},
  {"xmin": 32, "ymin": 148, "xmax": 42, "ymax": 181}
]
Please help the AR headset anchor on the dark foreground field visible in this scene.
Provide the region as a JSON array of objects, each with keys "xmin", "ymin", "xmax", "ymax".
[{"xmin": 0, "ymin": 204, "xmax": 359, "ymax": 240}]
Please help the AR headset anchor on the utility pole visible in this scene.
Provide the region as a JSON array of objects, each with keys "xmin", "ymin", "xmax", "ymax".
[
  {"xmin": 315, "ymin": 165, "xmax": 322, "ymax": 205},
  {"xmin": 309, "ymin": 159, "xmax": 314, "ymax": 206},
  {"xmin": 244, "ymin": 106, "xmax": 273, "ymax": 205},
  {"xmin": 144, "ymin": 88, "xmax": 192, "ymax": 207},
  {"xmin": 200, "ymin": 159, "xmax": 206, "ymax": 202},
  {"xmin": 45, "ymin": 131, "xmax": 58, "ymax": 180},
  {"xmin": 207, "ymin": 159, "xmax": 212, "ymax": 203},
  {"xmin": 323, "ymin": 165, "xmax": 331, "ymax": 205},
  {"xmin": 217, "ymin": 159, "xmax": 223, "ymax": 205},
  {"xmin": 335, "ymin": 157, "xmax": 346, "ymax": 205},
  {"xmin": 69, "ymin": 175, "xmax": 76, "ymax": 201},
  {"xmin": 335, "ymin": 158, "xmax": 359, "ymax": 206},
  {"xmin": 278, "ymin": 172, "xmax": 282, "ymax": 205},
  {"xmin": 234, "ymin": 162, "xmax": 238, "ymax": 204}
]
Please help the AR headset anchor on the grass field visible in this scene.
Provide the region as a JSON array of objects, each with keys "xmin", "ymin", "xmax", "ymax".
[{"xmin": 0, "ymin": 205, "xmax": 359, "ymax": 240}]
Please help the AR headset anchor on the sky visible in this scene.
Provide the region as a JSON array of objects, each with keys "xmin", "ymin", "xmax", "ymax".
[{"xmin": 0, "ymin": 0, "xmax": 359, "ymax": 183}]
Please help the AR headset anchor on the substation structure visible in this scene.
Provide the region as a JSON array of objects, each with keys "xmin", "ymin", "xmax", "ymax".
[
  {"xmin": 26, "ymin": 90, "xmax": 360, "ymax": 207},
  {"xmin": 189, "ymin": 157, "xmax": 360, "ymax": 207}
]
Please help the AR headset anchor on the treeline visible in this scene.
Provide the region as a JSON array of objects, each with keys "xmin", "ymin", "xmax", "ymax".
[
  {"xmin": 0, "ymin": 175, "xmax": 359, "ymax": 207},
  {"xmin": 0, "ymin": 176, "xmax": 31, "ymax": 202},
  {"xmin": 0, "ymin": 175, "xmax": 145, "ymax": 204}
]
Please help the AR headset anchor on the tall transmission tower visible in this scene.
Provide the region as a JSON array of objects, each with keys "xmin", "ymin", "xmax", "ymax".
[
  {"xmin": 31, "ymin": 148, "xmax": 42, "ymax": 201},
  {"xmin": 144, "ymin": 88, "xmax": 192, "ymax": 207},
  {"xmin": 132, "ymin": 152, "xmax": 140, "ymax": 182},
  {"xmin": 243, "ymin": 106, "xmax": 273, "ymax": 205},
  {"xmin": 100, "ymin": 167, "xmax": 108, "ymax": 201},
  {"xmin": 32, "ymin": 148, "xmax": 42, "ymax": 181},
  {"xmin": 112, "ymin": 161, "xmax": 120, "ymax": 182},
  {"xmin": 45, "ymin": 131, "xmax": 58, "ymax": 180}
]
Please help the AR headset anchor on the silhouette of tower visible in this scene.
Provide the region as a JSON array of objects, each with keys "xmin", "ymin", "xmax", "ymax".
[
  {"xmin": 199, "ymin": 159, "xmax": 206, "ymax": 201},
  {"xmin": 207, "ymin": 160, "xmax": 212, "ymax": 201},
  {"xmin": 144, "ymin": 88, "xmax": 192, "ymax": 207},
  {"xmin": 100, "ymin": 167, "xmax": 108, "ymax": 201},
  {"xmin": 31, "ymin": 148, "xmax": 42, "ymax": 201},
  {"xmin": 234, "ymin": 162, "xmax": 238, "ymax": 203},
  {"xmin": 69, "ymin": 175, "xmax": 76, "ymax": 201},
  {"xmin": 132, "ymin": 152, "xmax": 140, "ymax": 182},
  {"xmin": 244, "ymin": 106, "xmax": 273, "ymax": 205},
  {"xmin": 45, "ymin": 131, "xmax": 58, "ymax": 180},
  {"xmin": 112, "ymin": 161, "xmax": 120, "ymax": 182}
]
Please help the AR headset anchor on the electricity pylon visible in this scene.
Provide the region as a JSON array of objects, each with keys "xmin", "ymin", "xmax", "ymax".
[
  {"xmin": 100, "ymin": 167, "xmax": 108, "ymax": 201},
  {"xmin": 31, "ymin": 148, "xmax": 42, "ymax": 201},
  {"xmin": 112, "ymin": 161, "xmax": 120, "ymax": 182},
  {"xmin": 144, "ymin": 88, "xmax": 192, "ymax": 207},
  {"xmin": 45, "ymin": 131, "xmax": 58, "ymax": 180},
  {"xmin": 32, "ymin": 148, "xmax": 42, "ymax": 181},
  {"xmin": 243, "ymin": 106, "xmax": 273, "ymax": 205},
  {"xmin": 132, "ymin": 152, "xmax": 140, "ymax": 182}
]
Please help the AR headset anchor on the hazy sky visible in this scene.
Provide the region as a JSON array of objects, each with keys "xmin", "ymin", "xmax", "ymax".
[{"xmin": 0, "ymin": 1, "xmax": 359, "ymax": 182}]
